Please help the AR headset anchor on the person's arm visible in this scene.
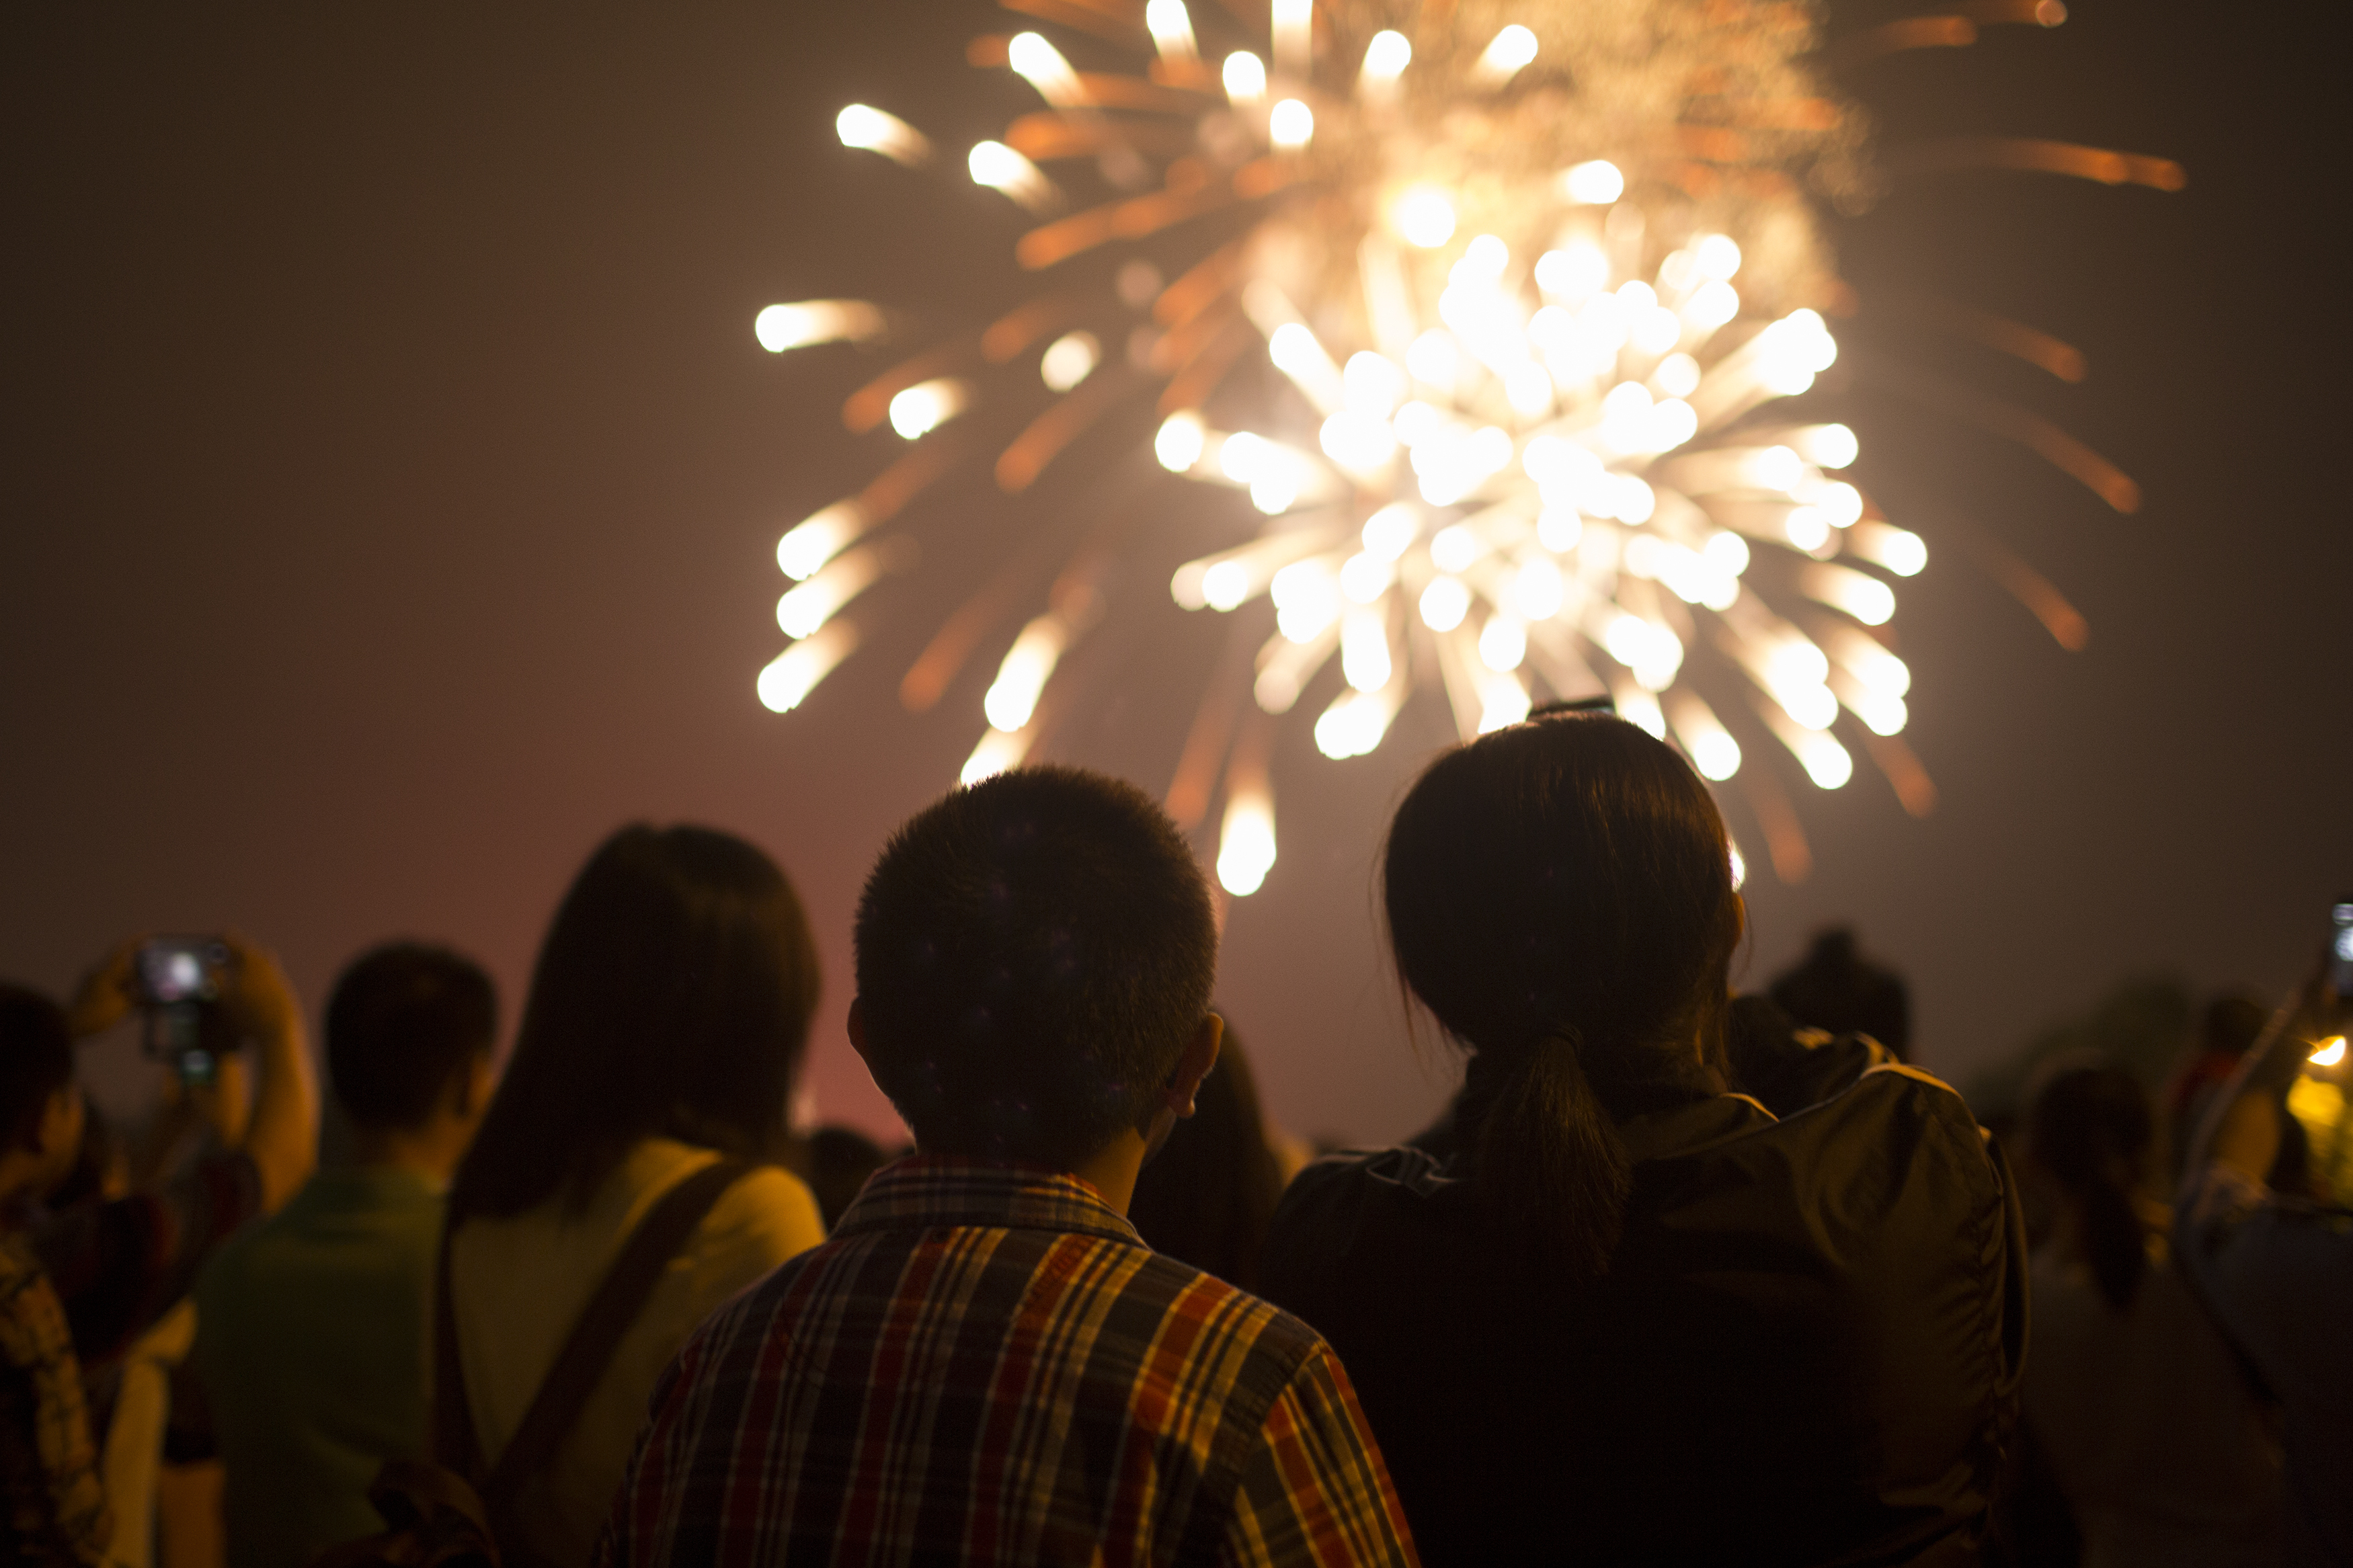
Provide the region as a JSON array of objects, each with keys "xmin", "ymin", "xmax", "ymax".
[
  {"xmin": 211, "ymin": 935, "xmax": 317, "ymax": 1211},
  {"xmin": 2178, "ymin": 956, "xmax": 2333, "ymax": 1193},
  {"xmin": 1222, "ymin": 1344, "xmax": 1421, "ymax": 1567}
]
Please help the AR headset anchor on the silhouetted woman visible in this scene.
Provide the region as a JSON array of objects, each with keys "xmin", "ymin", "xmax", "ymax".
[
  {"xmin": 1259, "ymin": 712, "xmax": 2026, "ymax": 1567},
  {"xmin": 444, "ymin": 825, "xmax": 826, "ymax": 1565},
  {"xmin": 2021, "ymin": 1063, "xmax": 2280, "ymax": 1566}
]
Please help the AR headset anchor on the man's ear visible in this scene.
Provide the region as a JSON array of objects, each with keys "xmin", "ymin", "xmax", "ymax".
[{"xmin": 1160, "ymin": 1014, "xmax": 1224, "ymax": 1120}]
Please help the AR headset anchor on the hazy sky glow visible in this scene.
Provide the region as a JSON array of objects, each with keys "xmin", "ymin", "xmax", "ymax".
[{"xmin": 3, "ymin": 1, "xmax": 2343, "ymax": 1146}]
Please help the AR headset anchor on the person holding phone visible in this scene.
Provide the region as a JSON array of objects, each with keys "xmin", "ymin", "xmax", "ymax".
[
  {"xmin": 35, "ymin": 934, "xmax": 317, "ymax": 1389},
  {"xmin": 2173, "ymin": 939, "xmax": 2353, "ymax": 1568}
]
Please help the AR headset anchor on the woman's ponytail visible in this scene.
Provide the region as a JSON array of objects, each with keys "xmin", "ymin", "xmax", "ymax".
[
  {"xmin": 2076, "ymin": 1169, "xmax": 2147, "ymax": 1312},
  {"xmin": 1468, "ymin": 1030, "xmax": 1632, "ymax": 1280},
  {"xmin": 1382, "ymin": 715, "xmax": 1743, "ymax": 1282},
  {"xmin": 2023, "ymin": 1063, "xmax": 2154, "ymax": 1313}
]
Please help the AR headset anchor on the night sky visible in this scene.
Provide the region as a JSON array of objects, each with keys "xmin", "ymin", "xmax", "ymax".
[{"xmin": 4, "ymin": 1, "xmax": 2344, "ymax": 1146}]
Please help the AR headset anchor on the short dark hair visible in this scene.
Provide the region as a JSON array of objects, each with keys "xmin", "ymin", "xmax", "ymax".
[
  {"xmin": 451, "ymin": 823, "xmax": 822, "ymax": 1220},
  {"xmin": 0, "ymin": 984, "xmax": 75, "ymax": 1153},
  {"xmin": 325, "ymin": 943, "xmax": 497, "ymax": 1132},
  {"xmin": 1766, "ymin": 927, "xmax": 1911, "ymax": 1059},
  {"xmin": 853, "ymin": 766, "xmax": 1218, "ymax": 1167}
]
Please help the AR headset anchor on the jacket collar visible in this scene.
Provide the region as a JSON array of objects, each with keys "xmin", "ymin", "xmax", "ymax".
[{"xmin": 832, "ymin": 1154, "xmax": 1142, "ymax": 1246}]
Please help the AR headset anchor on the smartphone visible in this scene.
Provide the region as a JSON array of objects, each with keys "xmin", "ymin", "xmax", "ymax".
[
  {"xmin": 134, "ymin": 936, "xmax": 231, "ymax": 1006},
  {"xmin": 133, "ymin": 936, "xmax": 233, "ymax": 1071},
  {"xmin": 2333, "ymin": 897, "xmax": 2353, "ymax": 998}
]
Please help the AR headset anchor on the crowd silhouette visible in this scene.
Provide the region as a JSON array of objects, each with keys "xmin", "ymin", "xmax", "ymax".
[{"xmin": 2, "ymin": 711, "xmax": 2346, "ymax": 1567}]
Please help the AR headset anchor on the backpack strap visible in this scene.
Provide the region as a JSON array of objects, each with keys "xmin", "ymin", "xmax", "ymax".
[{"xmin": 434, "ymin": 1159, "xmax": 753, "ymax": 1526}]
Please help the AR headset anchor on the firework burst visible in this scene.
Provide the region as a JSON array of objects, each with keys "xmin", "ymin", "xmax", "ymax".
[{"xmin": 753, "ymin": 0, "xmax": 2173, "ymax": 889}]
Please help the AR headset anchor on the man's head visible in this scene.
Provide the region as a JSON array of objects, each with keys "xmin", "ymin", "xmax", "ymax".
[
  {"xmin": 852, "ymin": 766, "xmax": 1218, "ymax": 1168},
  {"xmin": 0, "ymin": 983, "xmax": 85, "ymax": 1205},
  {"xmin": 327, "ymin": 943, "xmax": 497, "ymax": 1161}
]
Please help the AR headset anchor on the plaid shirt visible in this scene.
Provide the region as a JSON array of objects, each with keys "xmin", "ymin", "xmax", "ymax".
[
  {"xmin": 0, "ymin": 1235, "xmax": 109, "ymax": 1566},
  {"xmin": 599, "ymin": 1157, "xmax": 1418, "ymax": 1567}
]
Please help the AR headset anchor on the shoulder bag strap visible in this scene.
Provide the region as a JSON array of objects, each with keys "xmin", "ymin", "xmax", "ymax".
[
  {"xmin": 431, "ymin": 1215, "xmax": 483, "ymax": 1483},
  {"xmin": 479, "ymin": 1157, "xmax": 752, "ymax": 1518}
]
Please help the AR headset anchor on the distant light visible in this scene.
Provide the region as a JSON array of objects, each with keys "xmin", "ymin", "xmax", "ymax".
[
  {"xmin": 1810, "ymin": 479, "xmax": 1865, "ymax": 526},
  {"xmin": 1404, "ymin": 331, "xmax": 1460, "ymax": 390},
  {"xmin": 1419, "ymin": 575, "xmax": 1472, "ymax": 631},
  {"xmin": 967, "ymin": 140, "xmax": 1055, "ymax": 210},
  {"xmin": 1669, "ymin": 696, "xmax": 1742, "ymax": 781},
  {"xmin": 1039, "ymin": 331, "xmax": 1100, "ymax": 391},
  {"xmin": 1514, "ymin": 556, "xmax": 1566, "ymax": 620},
  {"xmin": 1654, "ymin": 352, "xmax": 1701, "ymax": 399},
  {"xmin": 1269, "ymin": 98, "xmax": 1314, "ymax": 150},
  {"xmin": 1474, "ymin": 24, "xmax": 1539, "ymax": 83},
  {"xmin": 776, "ymin": 546, "xmax": 892, "ymax": 639},
  {"xmin": 1562, "ymin": 160, "xmax": 1625, "ymax": 204},
  {"xmin": 1144, "ymin": 0, "xmax": 1197, "ymax": 63},
  {"xmin": 1007, "ymin": 33, "xmax": 1085, "ymax": 107},
  {"xmin": 1477, "ymin": 672, "xmax": 1531, "ymax": 733},
  {"xmin": 1632, "ymin": 306, "xmax": 1682, "ymax": 356},
  {"xmin": 1850, "ymin": 522, "xmax": 1928, "ymax": 577},
  {"xmin": 1505, "ymin": 362, "xmax": 1554, "ymax": 416},
  {"xmin": 1342, "ymin": 610, "xmax": 1392, "ymax": 692},
  {"xmin": 982, "ymin": 615, "xmax": 1068, "ymax": 732},
  {"xmin": 961, "ymin": 726, "xmax": 1032, "ymax": 786},
  {"xmin": 1217, "ymin": 788, "xmax": 1277, "ymax": 895},
  {"xmin": 1222, "ymin": 50, "xmax": 1267, "ymax": 104},
  {"xmin": 1615, "ymin": 685, "xmax": 1667, "ymax": 739},
  {"xmin": 1797, "ymin": 423, "xmax": 1861, "ymax": 469},
  {"xmin": 775, "ymin": 501, "xmax": 867, "ymax": 581},
  {"xmin": 754, "ymin": 300, "xmax": 883, "ymax": 354},
  {"xmin": 1703, "ymin": 532, "xmax": 1751, "ymax": 577},
  {"xmin": 887, "ymin": 378, "xmax": 966, "ymax": 440},
  {"xmin": 2314, "ymin": 1036, "xmax": 2348, "ymax": 1068},
  {"xmin": 1155, "ymin": 413, "xmax": 1205, "ymax": 471},
  {"xmin": 756, "ymin": 623, "xmax": 858, "ymax": 713},
  {"xmin": 1248, "ymin": 468, "xmax": 1298, "ymax": 515},
  {"xmin": 1685, "ymin": 280, "xmax": 1740, "ymax": 329},
  {"xmin": 1361, "ymin": 503, "xmax": 1418, "ymax": 562},
  {"xmin": 1460, "ymin": 234, "xmax": 1509, "ymax": 278},
  {"xmin": 1318, "ymin": 411, "xmax": 1396, "ymax": 475},
  {"xmin": 1360, "ymin": 30, "xmax": 1412, "ymax": 85},
  {"xmin": 1693, "ymin": 234, "xmax": 1743, "ymax": 280},
  {"xmin": 1785, "ymin": 505, "xmax": 1831, "ymax": 552},
  {"xmin": 1479, "ymin": 615, "xmax": 1526, "ymax": 672},
  {"xmin": 1392, "ymin": 187, "xmax": 1458, "ymax": 248},
  {"xmin": 836, "ymin": 105, "xmax": 930, "ymax": 165},
  {"xmin": 1429, "ymin": 524, "xmax": 1480, "ymax": 573},
  {"xmin": 1201, "ymin": 561, "xmax": 1252, "ymax": 611},
  {"xmin": 1755, "ymin": 446, "xmax": 1806, "ymax": 492},
  {"xmin": 1788, "ymin": 726, "xmax": 1852, "ymax": 788},
  {"xmin": 1314, "ymin": 689, "xmax": 1397, "ymax": 759},
  {"xmin": 1802, "ymin": 562, "xmax": 1897, "ymax": 626},
  {"xmin": 1219, "ymin": 430, "xmax": 1269, "ymax": 482},
  {"xmin": 1535, "ymin": 242, "xmax": 1609, "ymax": 298},
  {"xmin": 1271, "ymin": 0, "xmax": 1314, "ymax": 75},
  {"xmin": 1343, "ymin": 352, "xmax": 1407, "ymax": 417},
  {"xmin": 1339, "ymin": 550, "xmax": 1392, "ymax": 604}
]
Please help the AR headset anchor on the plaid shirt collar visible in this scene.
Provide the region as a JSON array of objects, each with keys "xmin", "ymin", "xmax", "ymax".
[{"xmin": 832, "ymin": 1155, "xmax": 1142, "ymax": 1247}]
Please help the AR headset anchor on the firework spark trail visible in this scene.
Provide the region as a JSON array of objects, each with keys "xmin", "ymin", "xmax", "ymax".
[{"xmin": 754, "ymin": 0, "xmax": 2171, "ymax": 889}]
